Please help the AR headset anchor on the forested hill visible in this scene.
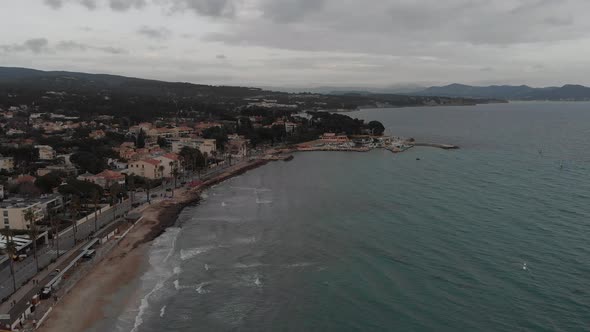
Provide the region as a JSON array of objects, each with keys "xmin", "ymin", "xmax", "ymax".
[
  {"xmin": 0, "ymin": 67, "xmax": 265, "ymax": 98},
  {"xmin": 0, "ymin": 67, "xmax": 502, "ymax": 121}
]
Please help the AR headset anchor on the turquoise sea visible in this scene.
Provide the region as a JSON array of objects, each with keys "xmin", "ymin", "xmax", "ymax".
[{"xmin": 118, "ymin": 102, "xmax": 590, "ymax": 332}]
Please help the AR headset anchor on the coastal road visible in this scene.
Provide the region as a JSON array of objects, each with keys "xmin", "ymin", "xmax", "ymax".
[
  {"xmin": 0, "ymin": 200, "xmax": 133, "ymax": 302},
  {"xmin": 0, "ymin": 161, "xmax": 245, "ymax": 302}
]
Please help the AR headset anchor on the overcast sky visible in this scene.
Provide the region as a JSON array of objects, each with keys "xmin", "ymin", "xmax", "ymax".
[{"xmin": 1, "ymin": 0, "xmax": 590, "ymax": 87}]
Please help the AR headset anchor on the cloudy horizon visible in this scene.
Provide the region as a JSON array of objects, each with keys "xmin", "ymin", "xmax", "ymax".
[{"xmin": 1, "ymin": 0, "xmax": 590, "ymax": 88}]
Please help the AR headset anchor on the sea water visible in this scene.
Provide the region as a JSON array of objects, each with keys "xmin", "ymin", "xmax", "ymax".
[{"xmin": 118, "ymin": 102, "xmax": 590, "ymax": 331}]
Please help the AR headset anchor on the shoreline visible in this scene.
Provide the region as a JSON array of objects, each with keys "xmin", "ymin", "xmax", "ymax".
[
  {"xmin": 36, "ymin": 159, "xmax": 269, "ymax": 332},
  {"xmin": 35, "ymin": 145, "xmax": 454, "ymax": 331}
]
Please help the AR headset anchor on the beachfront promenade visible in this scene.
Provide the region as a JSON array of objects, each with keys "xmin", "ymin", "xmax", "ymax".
[
  {"xmin": 0, "ymin": 180, "xmax": 180, "ymax": 330},
  {"xmin": 0, "ymin": 156, "xmax": 249, "ymax": 331}
]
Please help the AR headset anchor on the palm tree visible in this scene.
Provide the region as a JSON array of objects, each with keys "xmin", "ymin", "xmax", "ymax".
[
  {"xmin": 171, "ymin": 165, "xmax": 179, "ymax": 197},
  {"xmin": 48, "ymin": 211, "xmax": 60, "ymax": 260},
  {"xmin": 0, "ymin": 229, "xmax": 17, "ymax": 293},
  {"xmin": 92, "ymin": 190, "xmax": 100, "ymax": 233},
  {"xmin": 109, "ymin": 184, "xmax": 122, "ymax": 221},
  {"xmin": 159, "ymin": 165, "xmax": 165, "ymax": 179},
  {"xmin": 24, "ymin": 208, "xmax": 39, "ymax": 272},
  {"xmin": 70, "ymin": 195, "xmax": 81, "ymax": 245},
  {"xmin": 146, "ymin": 179, "xmax": 152, "ymax": 204},
  {"xmin": 212, "ymin": 150, "xmax": 218, "ymax": 166},
  {"xmin": 128, "ymin": 175, "xmax": 136, "ymax": 204}
]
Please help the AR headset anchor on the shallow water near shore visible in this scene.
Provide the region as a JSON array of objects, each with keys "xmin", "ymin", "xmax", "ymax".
[{"xmin": 117, "ymin": 102, "xmax": 590, "ymax": 331}]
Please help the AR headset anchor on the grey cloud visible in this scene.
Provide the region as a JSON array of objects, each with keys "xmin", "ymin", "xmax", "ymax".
[
  {"xmin": 44, "ymin": 0, "xmax": 63, "ymax": 9},
  {"xmin": 23, "ymin": 38, "xmax": 50, "ymax": 53},
  {"xmin": 543, "ymin": 16, "xmax": 574, "ymax": 26},
  {"xmin": 79, "ymin": 0, "xmax": 98, "ymax": 9},
  {"xmin": 96, "ymin": 46, "xmax": 127, "ymax": 54},
  {"xmin": 262, "ymin": 0, "xmax": 325, "ymax": 23},
  {"xmin": 109, "ymin": 0, "xmax": 146, "ymax": 11},
  {"xmin": 138, "ymin": 26, "xmax": 172, "ymax": 40},
  {"xmin": 56, "ymin": 40, "xmax": 88, "ymax": 51},
  {"xmin": 57, "ymin": 40, "xmax": 127, "ymax": 54},
  {"xmin": 1, "ymin": 38, "xmax": 50, "ymax": 54},
  {"xmin": 167, "ymin": 0, "xmax": 237, "ymax": 17},
  {"xmin": 44, "ymin": 0, "xmax": 97, "ymax": 10},
  {"xmin": 1, "ymin": 39, "xmax": 127, "ymax": 55},
  {"xmin": 204, "ymin": 0, "xmax": 590, "ymax": 57}
]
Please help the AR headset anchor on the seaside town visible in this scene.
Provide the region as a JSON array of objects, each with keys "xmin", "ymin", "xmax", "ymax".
[{"xmin": 0, "ymin": 86, "xmax": 457, "ymax": 331}]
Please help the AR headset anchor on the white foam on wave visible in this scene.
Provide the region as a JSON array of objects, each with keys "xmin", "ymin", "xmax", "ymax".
[
  {"xmin": 173, "ymin": 267, "xmax": 182, "ymax": 275},
  {"xmin": 200, "ymin": 193, "xmax": 209, "ymax": 199},
  {"xmin": 285, "ymin": 262, "xmax": 315, "ymax": 268},
  {"xmin": 233, "ymin": 236, "xmax": 257, "ymax": 245},
  {"xmin": 196, "ymin": 282, "xmax": 211, "ymax": 294},
  {"xmin": 126, "ymin": 227, "xmax": 181, "ymax": 332},
  {"xmin": 254, "ymin": 277, "xmax": 262, "ymax": 287},
  {"xmin": 205, "ymin": 264, "xmax": 210, "ymax": 271},
  {"xmin": 233, "ymin": 262, "xmax": 266, "ymax": 269},
  {"xmin": 231, "ymin": 186, "xmax": 272, "ymax": 192},
  {"xmin": 160, "ymin": 305, "xmax": 166, "ymax": 318},
  {"xmin": 194, "ymin": 216, "xmax": 242, "ymax": 223},
  {"xmin": 131, "ymin": 280, "xmax": 165, "ymax": 332},
  {"xmin": 256, "ymin": 199, "xmax": 273, "ymax": 204},
  {"xmin": 174, "ymin": 280, "xmax": 211, "ymax": 293},
  {"xmin": 180, "ymin": 246, "xmax": 215, "ymax": 261},
  {"xmin": 221, "ymin": 201, "xmax": 227, "ymax": 207}
]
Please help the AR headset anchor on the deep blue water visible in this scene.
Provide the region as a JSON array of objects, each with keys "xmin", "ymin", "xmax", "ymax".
[{"xmin": 120, "ymin": 102, "xmax": 590, "ymax": 332}]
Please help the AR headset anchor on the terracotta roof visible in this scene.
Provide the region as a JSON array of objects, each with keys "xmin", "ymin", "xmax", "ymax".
[
  {"xmin": 16, "ymin": 175, "xmax": 36, "ymax": 184},
  {"xmin": 141, "ymin": 159, "xmax": 161, "ymax": 166},
  {"xmin": 161, "ymin": 153, "xmax": 180, "ymax": 161},
  {"xmin": 96, "ymin": 170, "xmax": 125, "ymax": 180}
]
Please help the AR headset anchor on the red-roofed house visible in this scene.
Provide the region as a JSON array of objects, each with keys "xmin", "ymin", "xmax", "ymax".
[
  {"xmin": 94, "ymin": 170, "xmax": 126, "ymax": 188},
  {"xmin": 77, "ymin": 170, "xmax": 125, "ymax": 188},
  {"xmin": 15, "ymin": 175, "xmax": 36, "ymax": 185},
  {"xmin": 154, "ymin": 153, "xmax": 182, "ymax": 178},
  {"xmin": 128, "ymin": 159, "xmax": 163, "ymax": 179},
  {"xmin": 89, "ymin": 130, "xmax": 106, "ymax": 139}
]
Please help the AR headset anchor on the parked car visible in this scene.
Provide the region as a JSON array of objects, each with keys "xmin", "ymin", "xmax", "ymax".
[{"xmin": 82, "ymin": 249, "xmax": 96, "ymax": 259}]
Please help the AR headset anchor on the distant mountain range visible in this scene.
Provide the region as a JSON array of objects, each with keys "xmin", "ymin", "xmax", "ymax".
[
  {"xmin": 411, "ymin": 83, "xmax": 590, "ymax": 101},
  {"xmin": 270, "ymin": 83, "xmax": 590, "ymax": 101}
]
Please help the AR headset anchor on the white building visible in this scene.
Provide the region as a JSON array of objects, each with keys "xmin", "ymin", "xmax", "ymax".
[
  {"xmin": 171, "ymin": 138, "xmax": 217, "ymax": 156},
  {"xmin": 154, "ymin": 153, "xmax": 182, "ymax": 178},
  {"xmin": 0, "ymin": 195, "xmax": 63, "ymax": 230},
  {"xmin": 0, "ymin": 157, "xmax": 15, "ymax": 172},
  {"xmin": 35, "ymin": 145, "xmax": 56, "ymax": 160}
]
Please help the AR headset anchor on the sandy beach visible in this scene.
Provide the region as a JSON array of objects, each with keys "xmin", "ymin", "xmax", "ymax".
[
  {"xmin": 37, "ymin": 186, "xmax": 199, "ymax": 332},
  {"xmin": 36, "ymin": 159, "xmax": 269, "ymax": 332}
]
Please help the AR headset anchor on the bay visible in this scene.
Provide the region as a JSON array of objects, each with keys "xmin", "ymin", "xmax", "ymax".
[{"xmin": 122, "ymin": 101, "xmax": 590, "ymax": 332}]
